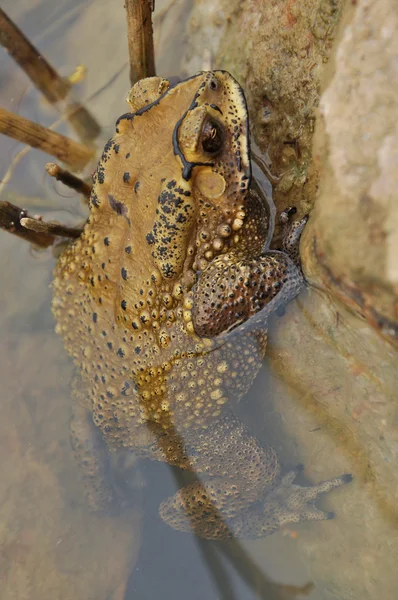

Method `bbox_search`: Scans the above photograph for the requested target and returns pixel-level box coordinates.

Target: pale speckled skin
[52,71,351,539]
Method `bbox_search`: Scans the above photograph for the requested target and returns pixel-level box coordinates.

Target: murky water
[0,1,397,599]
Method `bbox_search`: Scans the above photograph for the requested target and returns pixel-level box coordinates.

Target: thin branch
[0,200,54,247]
[0,107,95,169]
[0,8,70,102]
[125,0,156,85]
[46,162,92,199]
[21,217,82,239]
[0,8,101,142]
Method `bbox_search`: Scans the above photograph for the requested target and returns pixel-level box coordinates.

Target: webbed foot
[263,466,352,528]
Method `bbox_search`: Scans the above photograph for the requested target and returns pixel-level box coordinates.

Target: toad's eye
[201,119,224,154]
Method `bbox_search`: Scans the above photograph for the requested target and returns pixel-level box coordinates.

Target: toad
[52,71,351,539]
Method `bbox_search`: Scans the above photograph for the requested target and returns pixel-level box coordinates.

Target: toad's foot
[232,466,353,539]
[280,206,309,267]
[260,466,353,530]
[160,465,352,540]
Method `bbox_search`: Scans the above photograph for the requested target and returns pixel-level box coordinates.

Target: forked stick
[125,0,156,85]
[0,108,95,169]
[0,200,83,248]
[0,8,100,142]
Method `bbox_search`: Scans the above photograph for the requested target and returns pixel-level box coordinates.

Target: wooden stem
[0,201,54,247]
[46,162,92,199]
[125,0,156,86]
[21,217,82,239]
[0,8,101,142]
[0,108,95,170]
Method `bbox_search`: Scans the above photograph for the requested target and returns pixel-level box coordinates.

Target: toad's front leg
[192,209,308,338]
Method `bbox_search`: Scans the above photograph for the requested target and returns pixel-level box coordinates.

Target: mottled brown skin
[53,71,350,539]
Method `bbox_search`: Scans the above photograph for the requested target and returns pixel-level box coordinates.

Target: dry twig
[0,107,95,169]
[0,200,83,248]
[125,0,156,85]
[0,200,54,247]
[21,216,82,239]
[46,162,92,199]
[0,8,100,142]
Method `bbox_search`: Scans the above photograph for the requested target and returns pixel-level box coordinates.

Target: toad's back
[52,71,266,451]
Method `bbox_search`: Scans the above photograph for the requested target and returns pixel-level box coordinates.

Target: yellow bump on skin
[217,224,232,238]
[82,346,92,359]
[151,270,161,284]
[183,310,192,323]
[212,238,223,251]
[210,389,223,400]
[163,293,173,308]
[204,250,213,260]
[185,322,195,334]
[217,361,228,373]
[140,311,150,324]
[172,283,183,299]
[195,169,226,199]
[232,218,243,231]
[183,296,193,310]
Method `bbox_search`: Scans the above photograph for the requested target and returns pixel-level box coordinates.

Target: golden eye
[201,118,224,154]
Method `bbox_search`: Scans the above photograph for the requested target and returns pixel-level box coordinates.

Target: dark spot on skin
[108,194,128,217]
[121,300,127,310]
[92,313,98,323]
[209,103,223,114]
[121,381,130,395]
[135,347,141,354]
[107,342,113,350]
[134,181,140,193]
[126,152,130,159]
[121,267,128,280]
[123,172,130,183]
[91,193,100,208]
[146,232,155,245]
[104,237,110,246]
[125,246,132,254]
[116,347,125,358]
[113,144,120,153]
